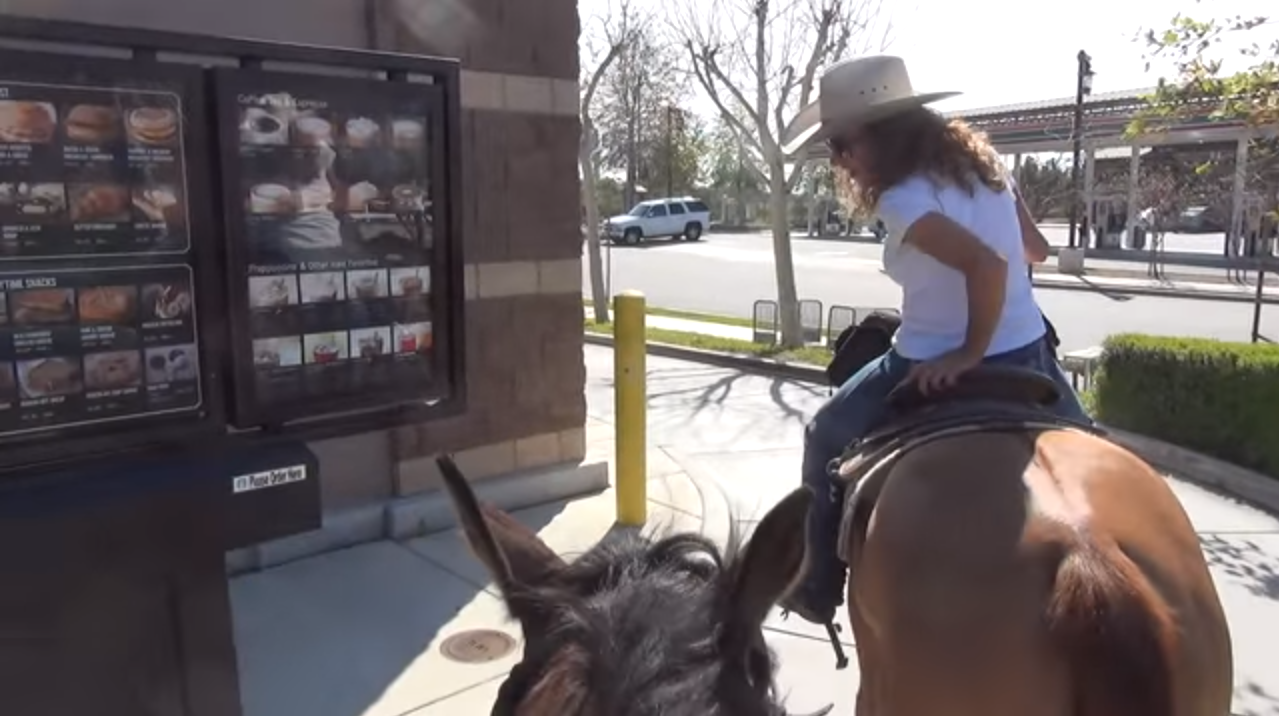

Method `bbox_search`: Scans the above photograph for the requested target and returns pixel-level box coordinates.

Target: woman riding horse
[777,55,1232,716]
[778,54,1090,626]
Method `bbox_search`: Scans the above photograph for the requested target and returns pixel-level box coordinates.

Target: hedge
[1093,333,1279,479]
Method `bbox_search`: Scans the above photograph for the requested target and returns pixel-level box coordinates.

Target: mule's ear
[436,455,567,597]
[728,487,813,629]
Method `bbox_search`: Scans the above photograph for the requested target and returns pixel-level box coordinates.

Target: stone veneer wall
[3,0,590,513]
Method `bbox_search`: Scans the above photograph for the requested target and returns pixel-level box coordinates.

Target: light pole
[1067,50,1095,249]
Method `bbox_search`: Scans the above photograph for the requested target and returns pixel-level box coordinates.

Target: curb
[1031,276,1279,304]
[584,335,1279,516]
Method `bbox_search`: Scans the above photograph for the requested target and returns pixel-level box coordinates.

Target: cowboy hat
[780,55,960,157]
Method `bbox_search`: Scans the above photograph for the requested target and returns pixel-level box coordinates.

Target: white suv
[603,197,712,245]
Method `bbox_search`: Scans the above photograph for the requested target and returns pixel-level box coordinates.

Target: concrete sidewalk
[230,345,1279,716]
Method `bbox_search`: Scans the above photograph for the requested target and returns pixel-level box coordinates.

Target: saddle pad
[835,420,1100,564]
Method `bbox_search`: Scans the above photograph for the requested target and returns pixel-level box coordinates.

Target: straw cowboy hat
[780,55,960,157]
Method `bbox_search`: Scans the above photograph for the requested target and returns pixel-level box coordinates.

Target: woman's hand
[903,348,982,394]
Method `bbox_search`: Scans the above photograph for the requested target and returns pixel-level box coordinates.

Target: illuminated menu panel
[217,71,439,423]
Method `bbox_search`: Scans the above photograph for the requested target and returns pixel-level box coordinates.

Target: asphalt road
[582,231,1277,353]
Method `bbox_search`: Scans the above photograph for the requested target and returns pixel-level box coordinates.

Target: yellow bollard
[613,290,647,526]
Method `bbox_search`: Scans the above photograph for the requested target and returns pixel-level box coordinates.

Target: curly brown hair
[833,106,1008,213]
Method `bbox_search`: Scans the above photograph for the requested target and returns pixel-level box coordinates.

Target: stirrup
[780,608,849,670]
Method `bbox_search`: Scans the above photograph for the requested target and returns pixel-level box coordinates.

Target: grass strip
[583,299,755,329]
[584,319,832,367]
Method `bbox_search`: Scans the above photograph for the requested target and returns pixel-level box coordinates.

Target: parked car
[603,197,712,245]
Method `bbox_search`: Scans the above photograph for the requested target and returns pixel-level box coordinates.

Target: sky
[578,0,1278,118]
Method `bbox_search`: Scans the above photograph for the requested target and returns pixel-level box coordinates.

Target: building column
[804,160,817,236]
[1126,144,1141,249]
[1231,134,1249,255]
[1013,153,1023,177]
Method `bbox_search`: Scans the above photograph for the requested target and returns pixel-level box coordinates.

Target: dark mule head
[435,455,821,716]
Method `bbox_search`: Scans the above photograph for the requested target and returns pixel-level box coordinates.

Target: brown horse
[834,365,1234,716]
[434,455,832,716]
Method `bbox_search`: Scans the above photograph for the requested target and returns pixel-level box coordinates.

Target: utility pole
[1067,50,1094,250]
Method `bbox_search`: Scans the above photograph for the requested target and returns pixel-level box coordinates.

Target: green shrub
[1093,333,1279,479]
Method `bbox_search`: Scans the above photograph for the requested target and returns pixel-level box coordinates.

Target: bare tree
[580,0,635,324]
[674,0,889,346]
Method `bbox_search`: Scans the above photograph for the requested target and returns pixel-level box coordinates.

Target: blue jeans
[794,336,1090,618]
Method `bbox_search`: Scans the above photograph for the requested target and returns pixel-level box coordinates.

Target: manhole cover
[440,629,518,663]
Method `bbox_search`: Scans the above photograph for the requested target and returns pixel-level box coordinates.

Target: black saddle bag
[826,311,902,388]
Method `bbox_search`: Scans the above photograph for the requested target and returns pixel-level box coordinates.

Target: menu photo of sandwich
[9,288,75,327]
[77,285,138,325]
[0,182,68,222]
[17,356,82,400]
[125,105,179,148]
[69,183,131,224]
[83,350,143,392]
[0,101,57,144]
[63,104,123,145]
[253,336,302,369]
[131,184,183,226]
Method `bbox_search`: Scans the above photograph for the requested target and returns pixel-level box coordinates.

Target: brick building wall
[2,0,591,522]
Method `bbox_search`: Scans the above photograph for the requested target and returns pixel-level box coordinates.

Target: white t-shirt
[876,172,1045,361]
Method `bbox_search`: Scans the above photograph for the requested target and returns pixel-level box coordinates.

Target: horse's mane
[500,525,782,716]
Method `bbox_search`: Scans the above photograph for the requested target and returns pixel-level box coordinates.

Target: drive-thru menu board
[0,71,203,438]
[215,70,439,425]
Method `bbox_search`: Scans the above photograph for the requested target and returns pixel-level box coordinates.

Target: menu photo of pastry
[390,182,428,212]
[83,350,143,392]
[342,115,384,150]
[0,101,57,144]
[125,105,179,148]
[240,107,290,146]
[131,184,183,226]
[298,271,346,304]
[0,182,67,222]
[140,281,193,323]
[69,183,131,224]
[252,336,302,369]
[391,117,426,151]
[17,356,82,399]
[349,326,391,359]
[345,269,388,301]
[9,288,75,326]
[248,274,299,309]
[389,266,429,297]
[144,343,197,383]
[303,331,349,364]
[63,104,123,145]
[394,321,433,354]
[77,285,138,325]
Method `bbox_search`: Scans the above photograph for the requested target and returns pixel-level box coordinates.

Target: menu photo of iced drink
[0,264,201,436]
[0,78,190,260]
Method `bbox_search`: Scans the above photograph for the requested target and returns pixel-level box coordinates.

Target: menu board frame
[0,47,228,471]
[212,67,460,429]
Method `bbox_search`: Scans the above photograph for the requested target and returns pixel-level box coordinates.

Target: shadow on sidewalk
[231,503,566,716]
